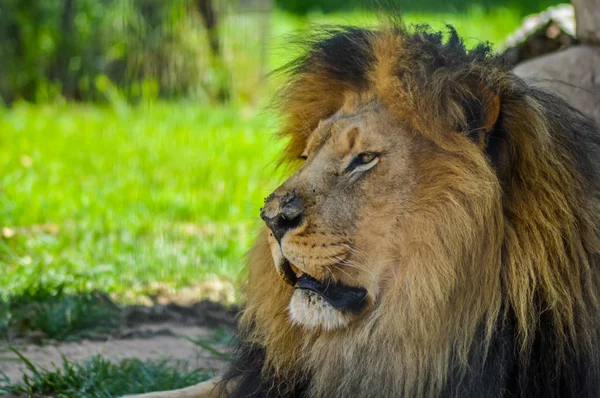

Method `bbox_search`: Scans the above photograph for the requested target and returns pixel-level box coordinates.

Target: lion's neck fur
[499,96,600,364]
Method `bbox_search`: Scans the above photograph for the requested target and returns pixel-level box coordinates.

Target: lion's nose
[260,191,305,241]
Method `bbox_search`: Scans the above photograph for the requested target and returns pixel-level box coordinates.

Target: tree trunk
[572,0,600,44]
[196,0,230,102]
[197,0,219,56]
[53,0,76,99]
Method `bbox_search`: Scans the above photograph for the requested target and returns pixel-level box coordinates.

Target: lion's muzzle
[270,235,368,315]
[263,185,369,321]
[260,190,305,241]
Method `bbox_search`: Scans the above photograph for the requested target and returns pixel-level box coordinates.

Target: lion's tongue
[294,273,368,314]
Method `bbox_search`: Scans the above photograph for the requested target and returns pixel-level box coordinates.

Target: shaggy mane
[221,22,600,398]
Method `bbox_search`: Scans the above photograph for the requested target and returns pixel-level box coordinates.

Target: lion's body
[126,22,600,398]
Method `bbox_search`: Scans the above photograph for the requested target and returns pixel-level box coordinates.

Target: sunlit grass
[0,102,286,299]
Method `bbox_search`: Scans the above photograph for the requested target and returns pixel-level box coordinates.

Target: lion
[125,22,600,398]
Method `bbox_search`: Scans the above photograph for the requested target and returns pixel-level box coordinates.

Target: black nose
[261,191,304,241]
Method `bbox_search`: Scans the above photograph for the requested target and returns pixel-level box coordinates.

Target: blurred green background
[0,0,563,303]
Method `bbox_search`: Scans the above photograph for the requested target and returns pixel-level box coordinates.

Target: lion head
[261,99,435,330]
[221,24,600,398]
[259,86,502,333]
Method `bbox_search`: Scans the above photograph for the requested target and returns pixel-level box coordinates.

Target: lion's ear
[482,94,500,132]
[459,82,501,149]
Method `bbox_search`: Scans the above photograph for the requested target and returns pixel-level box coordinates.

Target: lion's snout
[261,190,305,241]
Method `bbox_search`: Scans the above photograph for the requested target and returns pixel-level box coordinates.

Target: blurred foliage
[0,0,231,104]
[276,0,564,15]
[0,0,563,105]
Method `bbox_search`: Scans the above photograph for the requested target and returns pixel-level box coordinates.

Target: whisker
[323,265,335,291]
[336,255,374,278]
[333,264,356,281]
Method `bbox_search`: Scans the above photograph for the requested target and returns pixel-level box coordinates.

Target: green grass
[0,349,213,398]
[0,102,286,300]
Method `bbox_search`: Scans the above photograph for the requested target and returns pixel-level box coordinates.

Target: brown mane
[220,22,600,398]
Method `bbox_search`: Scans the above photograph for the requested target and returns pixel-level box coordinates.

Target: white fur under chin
[288,290,349,330]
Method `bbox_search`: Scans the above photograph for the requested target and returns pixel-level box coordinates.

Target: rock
[572,0,600,44]
[514,45,600,126]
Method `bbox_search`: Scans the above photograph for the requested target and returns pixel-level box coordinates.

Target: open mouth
[280,259,368,314]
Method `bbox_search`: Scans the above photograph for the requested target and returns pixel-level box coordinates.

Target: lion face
[261,100,420,330]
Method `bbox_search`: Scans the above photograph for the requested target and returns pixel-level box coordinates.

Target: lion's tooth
[290,263,299,274]
[296,270,304,278]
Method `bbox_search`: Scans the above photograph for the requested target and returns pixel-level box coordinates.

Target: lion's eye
[344,152,380,174]
[357,152,376,164]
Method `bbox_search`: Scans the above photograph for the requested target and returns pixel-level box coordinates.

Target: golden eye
[357,152,376,164]
[344,152,379,174]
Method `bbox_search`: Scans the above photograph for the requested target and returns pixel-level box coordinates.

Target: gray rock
[573,0,600,44]
[514,45,600,126]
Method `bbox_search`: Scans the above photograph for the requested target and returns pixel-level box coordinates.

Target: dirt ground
[0,301,237,384]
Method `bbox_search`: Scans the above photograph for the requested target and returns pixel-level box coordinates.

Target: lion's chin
[282,268,368,331]
[288,289,353,330]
